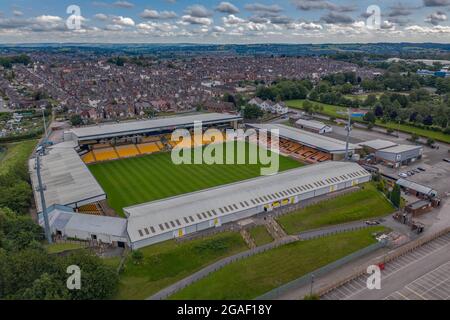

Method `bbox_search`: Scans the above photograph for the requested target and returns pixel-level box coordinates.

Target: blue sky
[0,1,449,43]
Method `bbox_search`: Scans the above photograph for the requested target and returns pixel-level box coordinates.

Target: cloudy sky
[0,0,450,43]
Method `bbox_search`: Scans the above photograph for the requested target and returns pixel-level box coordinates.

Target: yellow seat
[82,151,96,164]
[93,148,119,162]
[137,142,161,154]
[115,145,140,158]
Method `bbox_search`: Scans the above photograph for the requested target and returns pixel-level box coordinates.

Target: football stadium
[30,113,371,249]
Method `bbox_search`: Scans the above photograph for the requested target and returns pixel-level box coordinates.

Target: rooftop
[377,144,423,154]
[29,141,106,213]
[248,123,360,153]
[359,139,398,151]
[295,118,330,130]
[69,113,242,141]
[126,161,370,243]
[396,178,437,197]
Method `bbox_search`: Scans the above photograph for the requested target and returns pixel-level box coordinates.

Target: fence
[148,236,298,300]
[255,240,387,300]
[316,226,450,297]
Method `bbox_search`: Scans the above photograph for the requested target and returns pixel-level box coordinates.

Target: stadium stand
[77,203,103,215]
[142,136,162,143]
[81,151,96,164]
[93,143,111,149]
[137,142,162,155]
[115,144,141,158]
[93,147,119,162]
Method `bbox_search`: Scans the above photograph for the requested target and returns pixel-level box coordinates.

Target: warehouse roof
[396,179,437,197]
[295,119,330,130]
[248,123,360,153]
[126,161,370,243]
[39,206,127,238]
[359,139,398,151]
[69,113,242,140]
[29,141,106,213]
[377,144,423,154]
[65,214,127,238]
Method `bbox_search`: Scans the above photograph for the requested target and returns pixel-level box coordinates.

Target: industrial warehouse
[359,139,424,167]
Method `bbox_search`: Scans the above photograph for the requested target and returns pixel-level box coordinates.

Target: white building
[295,119,332,134]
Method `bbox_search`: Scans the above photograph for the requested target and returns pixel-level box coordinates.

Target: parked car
[443,158,450,163]
[399,173,408,178]
[417,167,426,172]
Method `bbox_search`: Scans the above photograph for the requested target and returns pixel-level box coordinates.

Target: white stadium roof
[358,139,398,151]
[248,123,360,153]
[69,113,242,141]
[29,141,106,213]
[125,161,370,243]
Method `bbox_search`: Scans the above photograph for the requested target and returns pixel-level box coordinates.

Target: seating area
[93,147,119,162]
[81,151,96,164]
[137,142,163,155]
[115,144,140,158]
[77,203,102,216]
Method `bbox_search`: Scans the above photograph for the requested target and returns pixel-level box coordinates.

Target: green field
[116,231,248,300]
[248,225,273,246]
[170,226,387,300]
[88,142,303,215]
[286,99,450,144]
[45,242,86,254]
[0,140,36,176]
[277,183,395,235]
[375,121,450,144]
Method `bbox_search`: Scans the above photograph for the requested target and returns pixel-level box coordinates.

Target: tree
[390,185,401,208]
[374,104,384,117]
[70,115,83,126]
[363,111,376,124]
[62,251,118,300]
[21,273,68,300]
[0,181,33,214]
[242,104,263,120]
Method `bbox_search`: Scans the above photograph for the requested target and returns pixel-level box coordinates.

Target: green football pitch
[88,142,303,216]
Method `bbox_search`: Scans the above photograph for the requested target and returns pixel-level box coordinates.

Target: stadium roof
[69,113,242,141]
[396,179,437,197]
[248,123,360,153]
[358,139,398,151]
[39,207,127,238]
[29,141,106,213]
[377,144,423,154]
[126,161,370,243]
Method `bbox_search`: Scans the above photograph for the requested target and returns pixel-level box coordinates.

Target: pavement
[321,231,450,300]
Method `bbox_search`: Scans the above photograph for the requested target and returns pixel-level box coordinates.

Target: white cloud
[180,15,213,25]
[112,16,135,27]
[140,9,177,20]
[94,13,108,21]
